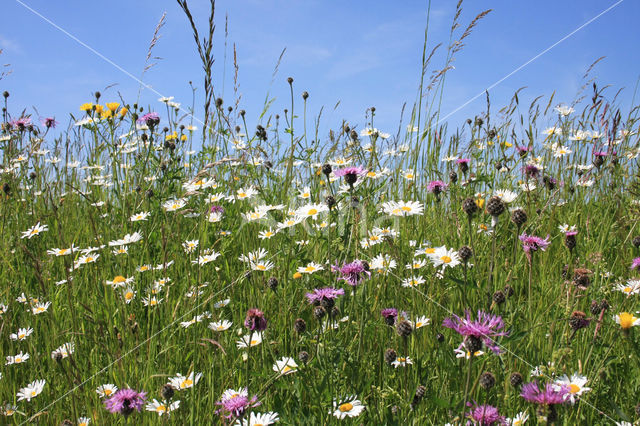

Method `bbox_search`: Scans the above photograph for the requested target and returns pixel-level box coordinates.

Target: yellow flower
[119,107,128,118]
[106,102,120,112]
[293,272,303,279]
[180,134,187,142]
[79,102,93,112]
[94,104,104,114]
[101,109,113,119]
[475,198,485,209]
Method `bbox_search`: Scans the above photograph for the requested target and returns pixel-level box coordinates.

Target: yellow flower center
[619,312,636,329]
[104,389,112,395]
[238,192,247,198]
[305,266,315,272]
[441,256,452,263]
[113,276,126,284]
[31,391,36,397]
[180,379,193,388]
[140,266,149,271]
[339,403,353,412]
[425,248,435,254]
[171,203,179,210]
[256,264,266,271]
[125,292,134,300]
[86,256,94,262]
[307,208,318,216]
[283,366,293,373]
[15,357,22,363]
[156,405,166,412]
[217,326,225,330]
[401,206,411,211]
[250,340,258,345]
[405,173,414,179]
[624,287,632,293]
[569,383,580,394]
[18,333,25,339]
[416,322,423,328]
[397,357,406,362]
[367,172,376,177]
[150,300,157,306]
[35,307,45,313]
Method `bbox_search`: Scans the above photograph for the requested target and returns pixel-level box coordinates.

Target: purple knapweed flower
[244,308,267,332]
[104,388,147,417]
[520,381,569,405]
[215,388,260,420]
[10,117,32,130]
[466,402,507,425]
[41,117,58,129]
[305,287,345,305]
[632,257,640,270]
[381,308,398,326]
[210,204,225,214]
[332,260,370,286]
[334,166,367,186]
[442,310,508,354]
[136,112,160,127]
[427,180,449,195]
[519,233,551,253]
[524,164,540,179]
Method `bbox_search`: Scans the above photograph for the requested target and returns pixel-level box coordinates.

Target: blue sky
[1,0,638,139]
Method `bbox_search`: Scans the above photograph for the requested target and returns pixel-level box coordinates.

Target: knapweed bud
[294,318,307,334]
[384,348,397,365]
[479,372,496,389]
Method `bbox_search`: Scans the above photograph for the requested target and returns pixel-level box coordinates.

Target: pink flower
[519,233,550,253]
[104,388,147,417]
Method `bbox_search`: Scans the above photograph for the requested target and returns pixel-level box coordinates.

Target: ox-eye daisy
[332,395,365,419]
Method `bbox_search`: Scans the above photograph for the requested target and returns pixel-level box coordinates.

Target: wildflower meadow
[1,1,640,425]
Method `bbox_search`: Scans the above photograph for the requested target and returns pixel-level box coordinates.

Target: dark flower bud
[287,77,294,84]
[95,91,101,100]
[449,169,458,183]
[294,318,307,334]
[510,372,523,387]
[322,163,332,176]
[503,285,514,298]
[313,306,326,320]
[384,348,397,365]
[298,350,310,364]
[511,209,527,227]
[161,384,175,400]
[215,97,223,108]
[462,197,478,216]
[350,130,358,140]
[29,171,37,180]
[569,311,590,331]
[632,236,640,248]
[302,91,309,100]
[479,372,496,389]
[486,196,506,217]
[458,246,473,262]
[2,91,8,98]
[492,290,505,305]
[240,109,246,117]
[590,300,602,316]
[436,332,445,343]
[465,336,483,353]
[396,320,413,337]
[267,277,278,291]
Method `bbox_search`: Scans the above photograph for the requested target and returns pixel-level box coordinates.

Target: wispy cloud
[0,35,23,55]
